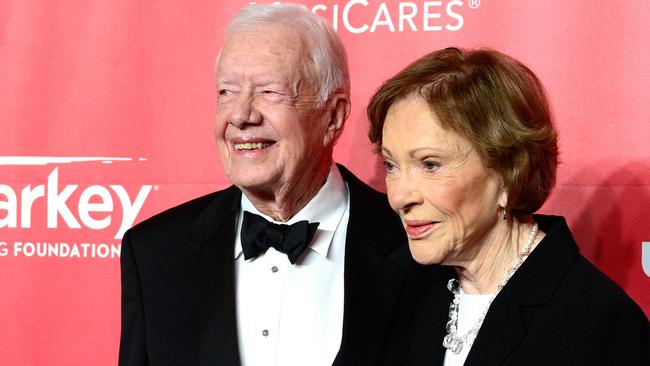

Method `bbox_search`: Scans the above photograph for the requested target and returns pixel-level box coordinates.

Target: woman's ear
[498,180,508,209]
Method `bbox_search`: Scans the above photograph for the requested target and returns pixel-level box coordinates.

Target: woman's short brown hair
[368,47,559,217]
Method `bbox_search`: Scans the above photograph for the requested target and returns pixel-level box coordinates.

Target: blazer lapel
[464,215,580,366]
[407,281,454,366]
[334,165,409,365]
[463,289,527,366]
[184,186,242,366]
[334,227,408,364]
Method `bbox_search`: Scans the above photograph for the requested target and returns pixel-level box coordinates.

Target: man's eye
[262,90,284,97]
[260,90,286,103]
[218,89,231,96]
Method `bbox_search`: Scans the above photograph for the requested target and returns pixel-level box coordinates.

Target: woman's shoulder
[567,254,643,306]
[554,255,649,363]
[533,214,645,315]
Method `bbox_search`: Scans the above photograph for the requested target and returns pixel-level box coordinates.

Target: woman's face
[381,97,506,266]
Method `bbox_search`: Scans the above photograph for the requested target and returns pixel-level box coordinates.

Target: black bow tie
[241,211,320,264]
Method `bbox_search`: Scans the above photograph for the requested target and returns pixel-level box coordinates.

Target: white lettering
[22,242,35,256]
[36,242,48,257]
[60,242,70,256]
[0,185,18,227]
[0,168,152,238]
[111,185,152,239]
[399,2,418,32]
[13,241,22,255]
[642,242,650,277]
[254,0,465,34]
[0,242,7,256]
[331,4,339,31]
[70,244,80,258]
[10,241,121,258]
[80,243,91,256]
[423,1,443,31]
[97,244,110,258]
[312,4,327,14]
[445,0,464,31]
[21,184,45,228]
[312,4,339,31]
[48,242,59,256]
[343,0,369,34]
[112,244,121,258]
[78,185,113,230]
[370,3,395,32]
[47,168,81,229]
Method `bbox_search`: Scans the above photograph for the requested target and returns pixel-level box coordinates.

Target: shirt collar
[235,165,349,259]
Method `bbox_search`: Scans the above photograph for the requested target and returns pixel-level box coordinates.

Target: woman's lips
[404,220,438,239]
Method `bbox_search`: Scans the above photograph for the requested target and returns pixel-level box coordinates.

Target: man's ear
[323,94,350,146]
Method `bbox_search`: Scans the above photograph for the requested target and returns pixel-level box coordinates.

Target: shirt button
[262,329,269,337]
[271,266,278,273]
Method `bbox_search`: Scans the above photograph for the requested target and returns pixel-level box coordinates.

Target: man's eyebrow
[216,79,287,87]
[255,79,288,87]
[216,77,234,84]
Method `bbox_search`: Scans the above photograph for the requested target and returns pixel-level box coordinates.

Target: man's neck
[242,163,332,222]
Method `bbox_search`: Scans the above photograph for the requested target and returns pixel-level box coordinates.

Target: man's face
[215,26,335,198]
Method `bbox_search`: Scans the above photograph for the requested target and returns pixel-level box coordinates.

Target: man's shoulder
[338,164,399,229]
[337,163,414,258]
[337,163,390,208]
[127,185,240,239]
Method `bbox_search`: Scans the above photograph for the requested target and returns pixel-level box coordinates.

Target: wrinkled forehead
[218,25,312,72]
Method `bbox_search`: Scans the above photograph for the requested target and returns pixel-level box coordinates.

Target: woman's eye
[383,160,397,174]
[422,160,440,172]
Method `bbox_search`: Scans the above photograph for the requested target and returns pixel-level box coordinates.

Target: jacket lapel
[184,186,242,366]
[463,289,527,366]
[464,215,580,366]
[407,281,453,366]
[334,165,409,365]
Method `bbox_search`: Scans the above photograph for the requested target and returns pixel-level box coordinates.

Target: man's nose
[228,94,262,127]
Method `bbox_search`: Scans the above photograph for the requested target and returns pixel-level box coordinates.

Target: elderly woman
[368,48,649,365]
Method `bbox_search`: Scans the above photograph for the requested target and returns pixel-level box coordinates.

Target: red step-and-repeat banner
[2,1,649,364]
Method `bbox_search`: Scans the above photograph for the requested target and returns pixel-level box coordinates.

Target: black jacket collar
[410,215,581,366]
[185,164,413,365]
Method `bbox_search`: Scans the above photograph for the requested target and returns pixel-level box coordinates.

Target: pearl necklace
[442,222,539,354]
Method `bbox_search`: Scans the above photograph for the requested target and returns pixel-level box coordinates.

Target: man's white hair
[224,3,350,106]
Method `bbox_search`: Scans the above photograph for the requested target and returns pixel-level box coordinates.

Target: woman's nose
[387,172,422,212]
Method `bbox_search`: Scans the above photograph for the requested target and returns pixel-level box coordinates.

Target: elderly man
[119,4,445,366]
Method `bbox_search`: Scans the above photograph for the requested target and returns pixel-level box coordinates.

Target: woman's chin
[408,245,446,266]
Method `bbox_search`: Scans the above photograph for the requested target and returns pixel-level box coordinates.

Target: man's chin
[230,173,279,197]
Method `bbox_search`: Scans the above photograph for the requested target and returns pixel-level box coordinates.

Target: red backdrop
[1,1,649,364]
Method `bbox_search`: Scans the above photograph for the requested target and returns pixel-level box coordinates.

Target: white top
[443,289,494,366]
[234,166,350,366]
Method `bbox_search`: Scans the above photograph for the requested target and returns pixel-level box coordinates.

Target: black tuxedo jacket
[119,164,449,366]
[407,215,649,366]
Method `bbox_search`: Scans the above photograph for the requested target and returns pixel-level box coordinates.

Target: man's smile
[234,141,275,151]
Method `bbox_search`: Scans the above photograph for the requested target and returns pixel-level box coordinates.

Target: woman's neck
[455,217,539,294]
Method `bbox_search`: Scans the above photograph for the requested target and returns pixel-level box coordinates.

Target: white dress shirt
[234,166,350,366]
